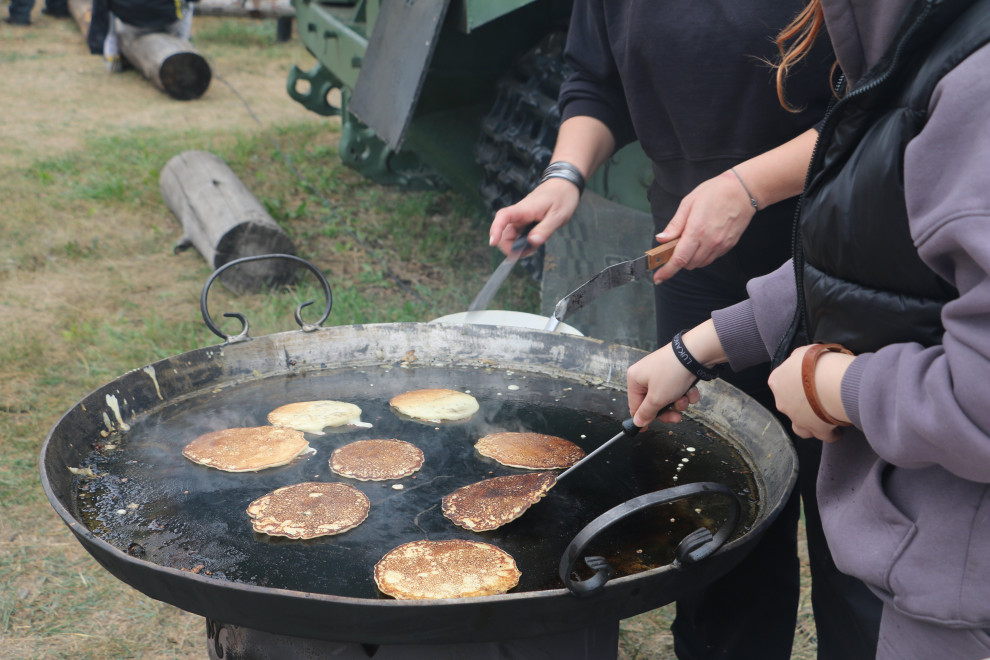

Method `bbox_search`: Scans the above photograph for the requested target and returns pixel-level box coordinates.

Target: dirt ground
[1,7,313,166]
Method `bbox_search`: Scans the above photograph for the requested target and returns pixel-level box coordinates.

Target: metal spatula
[545,239,678,332]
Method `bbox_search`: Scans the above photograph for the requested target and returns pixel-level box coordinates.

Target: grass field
[0,11,816,659]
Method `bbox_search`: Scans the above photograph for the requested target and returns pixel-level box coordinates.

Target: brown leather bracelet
[801,343,854,427]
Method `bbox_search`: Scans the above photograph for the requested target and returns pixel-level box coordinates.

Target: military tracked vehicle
[287,0,659,349]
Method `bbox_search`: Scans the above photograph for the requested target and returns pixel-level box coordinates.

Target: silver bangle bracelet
[730,167,759,210]
[540,161,586,194]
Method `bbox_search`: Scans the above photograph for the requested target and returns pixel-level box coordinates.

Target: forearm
[729,127,818,209]
[652,130,818,281]
[549,116,616,180]
[488,115,616,251]
[681,320,728,369]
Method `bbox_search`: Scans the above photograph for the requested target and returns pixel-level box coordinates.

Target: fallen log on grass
[67,0,212,100]
[119,30,212,100]
[161,150,298,294]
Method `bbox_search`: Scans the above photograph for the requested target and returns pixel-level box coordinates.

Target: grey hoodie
[711,0,990,628]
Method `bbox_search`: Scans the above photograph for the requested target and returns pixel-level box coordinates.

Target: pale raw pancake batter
[267,400,367,435]
[389,388,479,422]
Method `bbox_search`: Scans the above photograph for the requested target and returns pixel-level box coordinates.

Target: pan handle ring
[558,481,741,597]
[200,254,333,342]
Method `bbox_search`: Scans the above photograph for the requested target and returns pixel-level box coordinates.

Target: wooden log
[118,30,212,100]
[161,150,298,294]
[66,0,211,100]
[67,0,92,32]
[193,0,294,19]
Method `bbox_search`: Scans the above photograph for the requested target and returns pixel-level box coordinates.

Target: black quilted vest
[777,0,990,362]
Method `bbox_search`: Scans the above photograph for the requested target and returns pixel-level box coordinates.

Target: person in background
[4,0,67,25]
[87,0,194,72]
[488,2,882,658]
[626,0,990,657]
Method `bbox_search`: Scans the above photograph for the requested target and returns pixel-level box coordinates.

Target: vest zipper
[772,0,935,366]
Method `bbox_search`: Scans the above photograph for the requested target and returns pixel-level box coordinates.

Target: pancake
[330,439,425,481]
[267,400,366,435]
[389,388,479,422]
[246,482,370,539]
[475,432,585,470]
[181,426,310,472]
[374,539,521,600]
[441,472,556,531]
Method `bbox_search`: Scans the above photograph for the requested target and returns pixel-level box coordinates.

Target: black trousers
[652,225,882,660]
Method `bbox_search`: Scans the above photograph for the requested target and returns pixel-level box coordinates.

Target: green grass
[196,19,286,49]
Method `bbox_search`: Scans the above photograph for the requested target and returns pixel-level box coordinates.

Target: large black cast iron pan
[40,258,797,645]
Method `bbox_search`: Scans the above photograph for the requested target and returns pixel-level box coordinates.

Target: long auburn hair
[775,0,835,111]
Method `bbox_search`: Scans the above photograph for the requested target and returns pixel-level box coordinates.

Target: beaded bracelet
[671,330,720,382]
[540,161,586,195]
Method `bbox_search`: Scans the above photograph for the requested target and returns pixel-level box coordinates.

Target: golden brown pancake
[441,472,556,531]
[267,400,366,435]
[389,388,479,422]
[374,539,521,599]
[329,439,425,481]
[181,426,310,472]
[475,432,585,470]
[246,482,370,539]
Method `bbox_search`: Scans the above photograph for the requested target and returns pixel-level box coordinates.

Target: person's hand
[628,321,724,426]
[652,171,758,283]
[488,178,581,257]
[768,345,854,442]
[627,345,702,427]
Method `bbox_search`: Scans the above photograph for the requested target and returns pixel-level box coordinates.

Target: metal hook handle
[200,254,333,342]
[559,481,741,597]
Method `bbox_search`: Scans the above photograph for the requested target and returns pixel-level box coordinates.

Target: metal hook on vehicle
[200,254,333,342]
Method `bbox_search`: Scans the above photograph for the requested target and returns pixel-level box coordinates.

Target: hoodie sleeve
[557,0,637,149]
[711,260,798,371]
[842,43,990,483]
